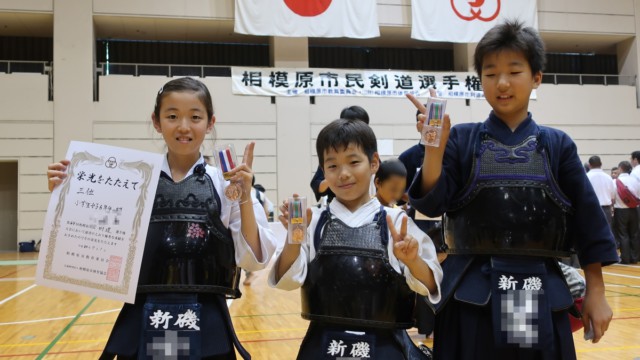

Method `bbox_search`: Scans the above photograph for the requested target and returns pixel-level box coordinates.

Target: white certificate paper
[36,141,163,303]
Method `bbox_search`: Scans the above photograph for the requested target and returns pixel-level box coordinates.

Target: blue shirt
[398,142,425,193]
[408,111,618,266]
[310,165,335,202]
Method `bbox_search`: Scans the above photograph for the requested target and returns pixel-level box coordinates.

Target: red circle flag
[284,0,332,17]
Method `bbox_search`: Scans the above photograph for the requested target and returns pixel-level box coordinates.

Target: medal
[214,144,243,202]
[421,98,447,147]
[288,196,307,244]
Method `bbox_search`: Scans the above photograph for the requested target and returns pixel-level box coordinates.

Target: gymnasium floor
[1,251,639,359]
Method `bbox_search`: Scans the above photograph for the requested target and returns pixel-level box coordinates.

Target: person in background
[613,161,640,264]
[374,159,408,208]
[243,178,275,286]
[611,166,620,180]
[586,155,615,226]
[252,177,274,222]
[631,150,640,182]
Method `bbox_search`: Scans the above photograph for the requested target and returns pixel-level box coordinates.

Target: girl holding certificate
[47,77,277,359]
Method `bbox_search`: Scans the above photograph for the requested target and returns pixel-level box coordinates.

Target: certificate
[36,141,163,303]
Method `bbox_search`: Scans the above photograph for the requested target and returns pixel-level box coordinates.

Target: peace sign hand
[228,141,255,197]
[387,214,420,265]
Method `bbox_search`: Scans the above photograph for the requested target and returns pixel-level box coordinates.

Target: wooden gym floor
[1,251,639,359]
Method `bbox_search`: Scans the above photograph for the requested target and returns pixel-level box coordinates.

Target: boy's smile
[481,49,541,130]
[322,144,379,212]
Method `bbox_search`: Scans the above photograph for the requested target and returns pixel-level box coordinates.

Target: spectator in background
[374,159,407,208]
[242,177,275,286]
[611,167,620,180]
[586,156,615,226]
[631,150,640,182]
[613,161,640,264]
[252,178,274,222]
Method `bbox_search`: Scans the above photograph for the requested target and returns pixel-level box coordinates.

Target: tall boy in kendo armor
[271,118,442,359]
[407,21,618,360]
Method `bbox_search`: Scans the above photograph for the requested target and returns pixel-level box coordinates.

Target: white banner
[232,67,494,100]
[411,0,538,43]
[234,0,379,38]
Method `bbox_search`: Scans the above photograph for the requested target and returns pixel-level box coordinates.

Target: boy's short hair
[618,161,632,174]
[375,159,408,182]
[340,105,370,124]
[588,156,602,168]
[474,20,545,77]
[631,151,640,161]
[316,118,377,167]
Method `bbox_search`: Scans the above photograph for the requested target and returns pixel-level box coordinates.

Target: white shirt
[586,168,615,206]
[613,173,640,209]
[268,197,442,304]
[632,164,640,183]
[161,155,277,271]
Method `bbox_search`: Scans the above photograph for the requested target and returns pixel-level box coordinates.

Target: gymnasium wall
[0,74,53,245]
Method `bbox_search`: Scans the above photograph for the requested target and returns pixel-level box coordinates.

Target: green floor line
[0,260,38,266]
[74,322,115,326]
[36,297,96,360]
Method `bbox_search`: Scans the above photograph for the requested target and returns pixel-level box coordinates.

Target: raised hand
[278,194,312,230]
[228,141,256,198]
[405,93,452,154]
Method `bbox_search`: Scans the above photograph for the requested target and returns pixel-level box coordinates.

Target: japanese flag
[235,0,380,38]
[411,0,538,43]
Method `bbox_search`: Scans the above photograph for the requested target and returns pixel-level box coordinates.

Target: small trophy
[288,196,307,244]
[420,98,447,147]
[214,144,243,202]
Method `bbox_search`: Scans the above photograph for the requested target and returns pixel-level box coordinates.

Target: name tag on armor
[490,257,553,351]
[322,331,376,360]
[140,297,202,359]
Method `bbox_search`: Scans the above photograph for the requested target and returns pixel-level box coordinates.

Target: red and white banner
[234,0,379,38]
[411,0,538,43]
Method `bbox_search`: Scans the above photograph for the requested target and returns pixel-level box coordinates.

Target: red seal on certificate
[107,255,122,282]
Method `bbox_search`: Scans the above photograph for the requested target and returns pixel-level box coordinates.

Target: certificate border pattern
[43,150,155,295]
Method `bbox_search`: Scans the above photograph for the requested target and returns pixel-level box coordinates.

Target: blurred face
[153,91,214,164]
[375,175,406,207]
[481,50,541,129]
[322,143,379,212]
[611,168,619,179]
